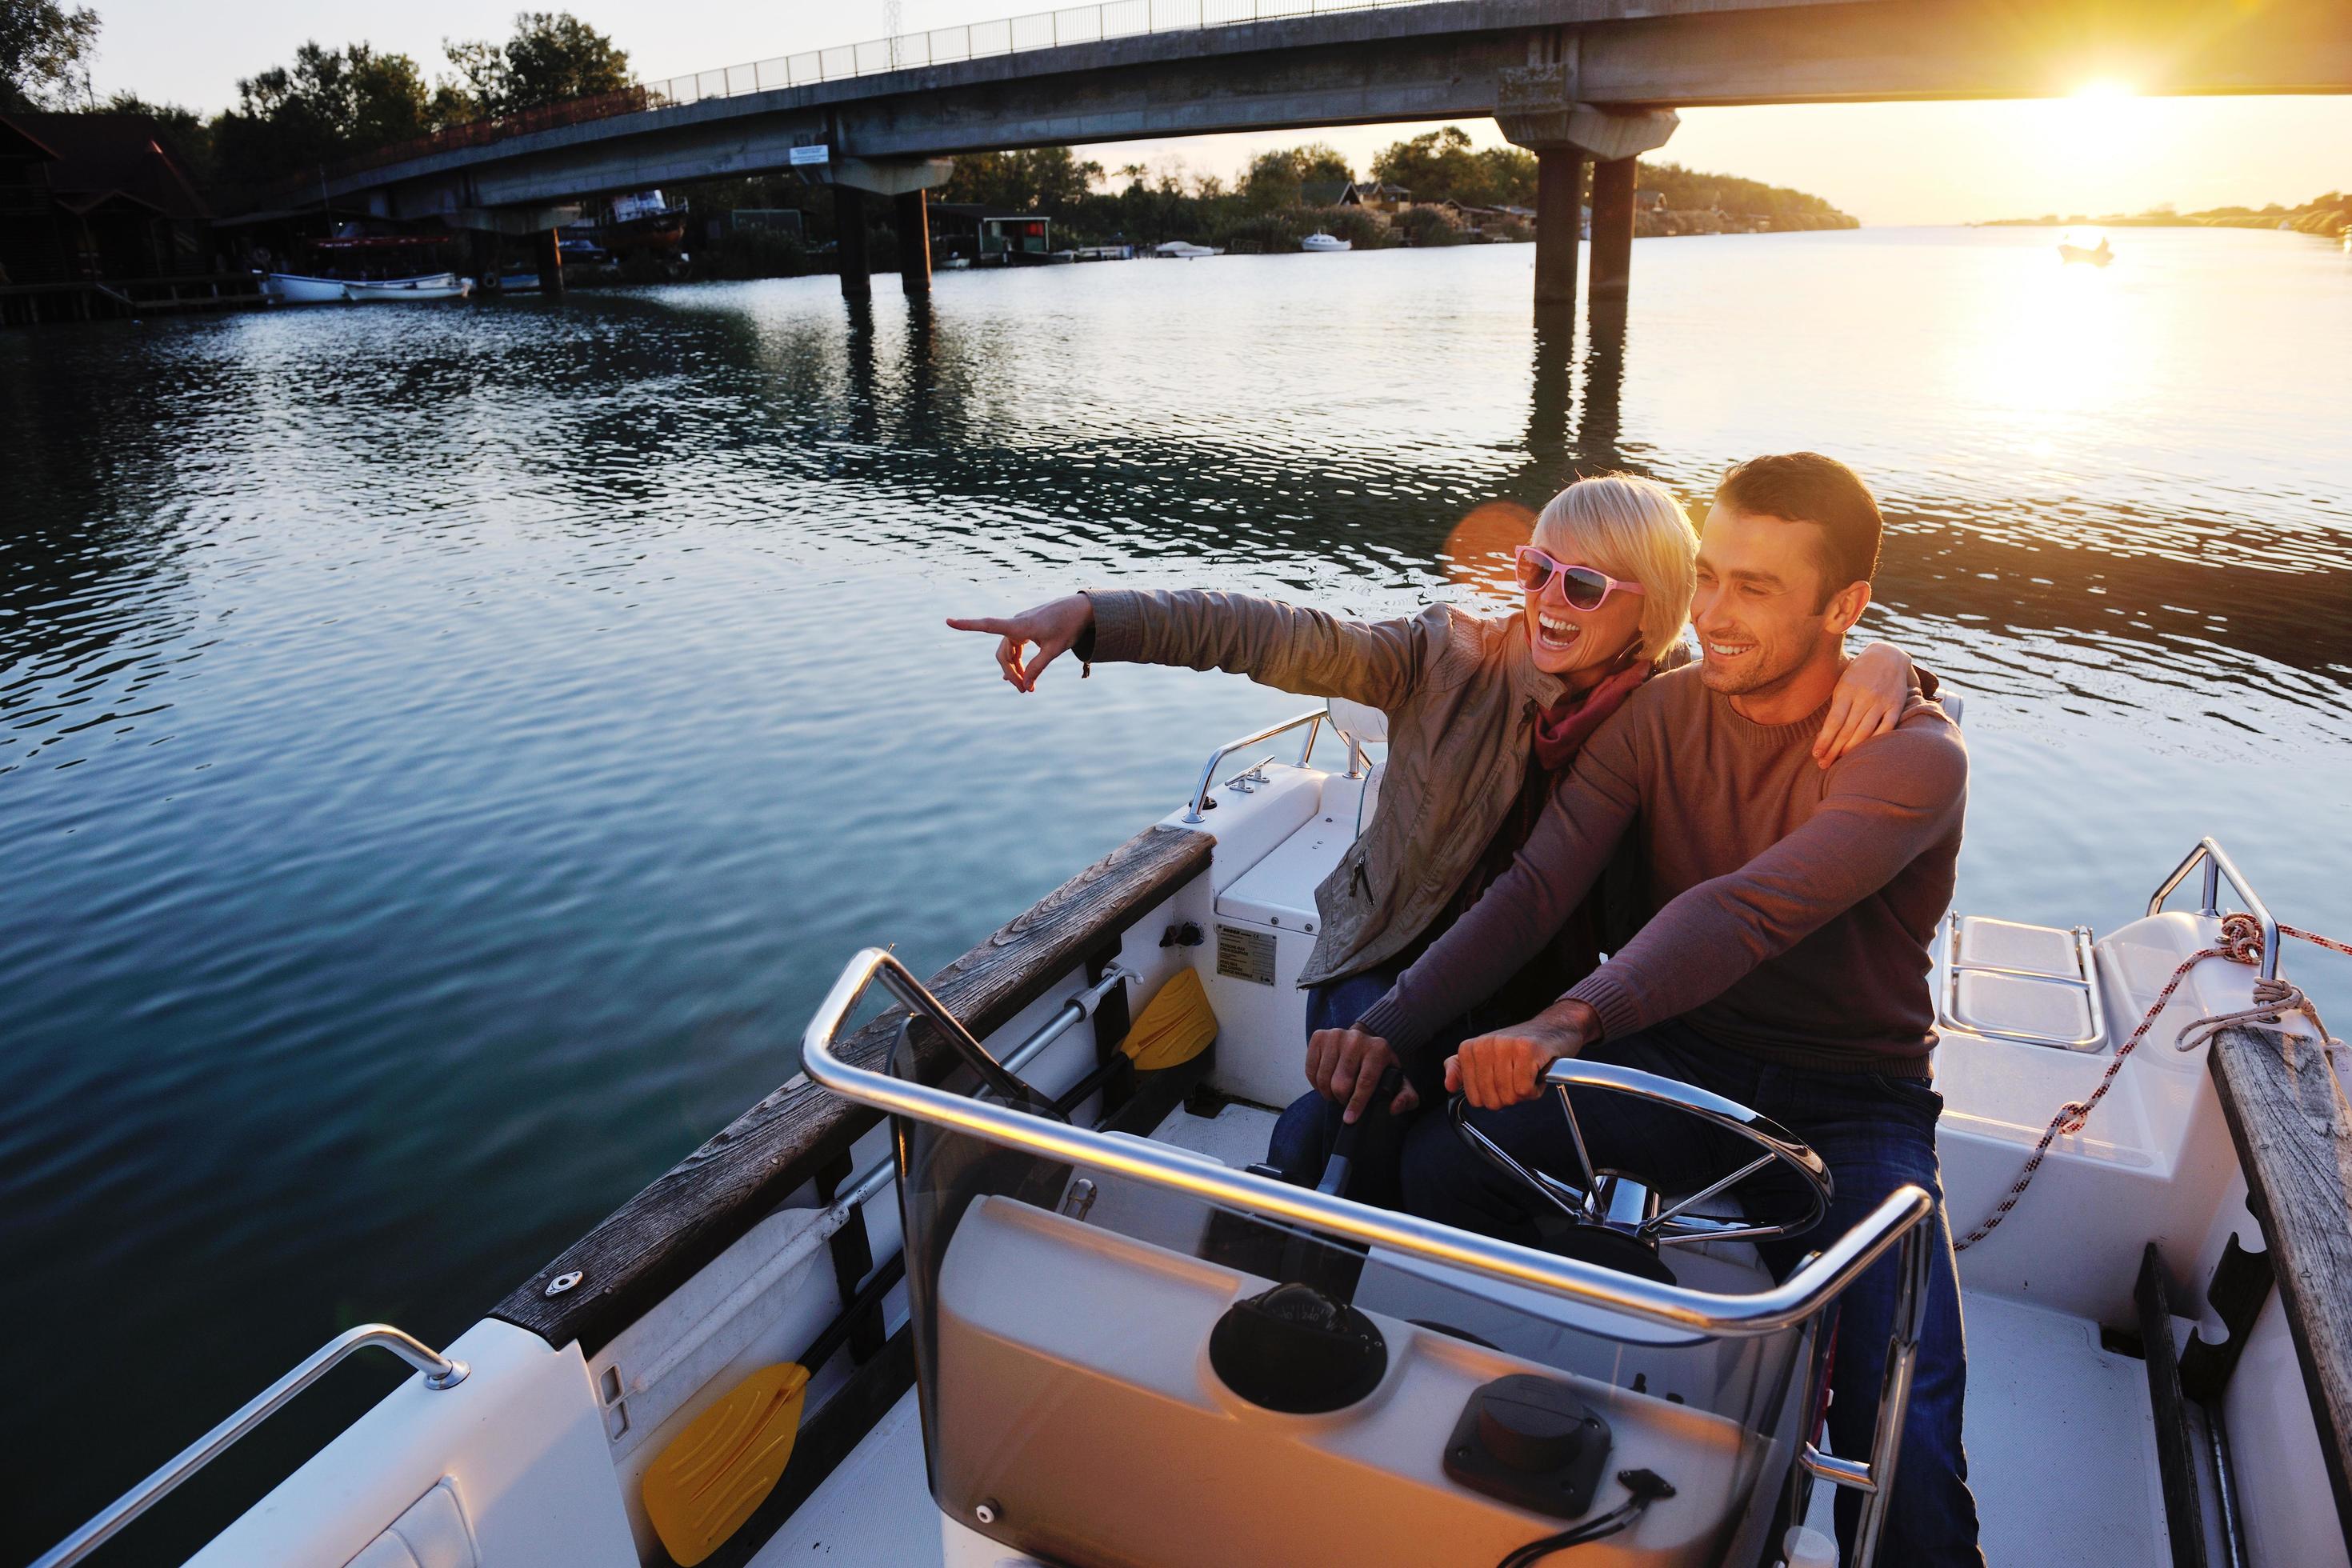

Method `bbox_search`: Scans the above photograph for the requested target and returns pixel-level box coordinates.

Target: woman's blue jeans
[1397,1017,1984,1566]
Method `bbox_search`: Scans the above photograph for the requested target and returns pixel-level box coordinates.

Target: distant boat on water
[1300,232,1351,254]
[2058,235,2113,266]
[1154,240,1220,258]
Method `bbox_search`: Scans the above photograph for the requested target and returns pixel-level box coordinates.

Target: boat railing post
[30,1326,468,1568]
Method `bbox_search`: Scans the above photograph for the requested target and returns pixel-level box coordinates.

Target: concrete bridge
[328,0,2352,310]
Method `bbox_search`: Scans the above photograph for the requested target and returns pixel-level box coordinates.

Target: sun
[2071,79,2137,105]
[2048,80,2141,169]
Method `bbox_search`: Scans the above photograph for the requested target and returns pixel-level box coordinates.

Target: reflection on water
[0,225,2346,1559]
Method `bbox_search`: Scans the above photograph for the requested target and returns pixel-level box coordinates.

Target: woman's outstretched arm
[947,588,1467,711]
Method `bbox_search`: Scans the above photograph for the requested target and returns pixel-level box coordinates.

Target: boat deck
[756,1100,2173,1566]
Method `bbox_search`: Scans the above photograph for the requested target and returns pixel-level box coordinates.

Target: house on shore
[1300,179,1414,217]
[1,111,253,323]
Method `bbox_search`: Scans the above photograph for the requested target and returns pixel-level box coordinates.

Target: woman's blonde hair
[1530,474,1698,662]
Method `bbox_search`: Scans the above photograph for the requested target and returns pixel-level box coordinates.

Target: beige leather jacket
[1084,588,1672,990]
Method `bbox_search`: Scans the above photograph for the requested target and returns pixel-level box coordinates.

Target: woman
[946,474,1924,1204]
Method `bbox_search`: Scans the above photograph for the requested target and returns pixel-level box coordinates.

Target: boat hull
[342,274,472,303]
[266,272,473,303]
[261,273,352,304]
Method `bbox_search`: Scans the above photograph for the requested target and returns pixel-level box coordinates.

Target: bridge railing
[638,0,1433,107]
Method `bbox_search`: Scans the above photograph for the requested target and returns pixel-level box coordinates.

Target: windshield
[889,1029,1820,1568]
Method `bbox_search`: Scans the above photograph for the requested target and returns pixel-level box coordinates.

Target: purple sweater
[1352,665,1968,1077]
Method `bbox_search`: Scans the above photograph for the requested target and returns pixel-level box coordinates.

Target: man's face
[1690,505,1855,698]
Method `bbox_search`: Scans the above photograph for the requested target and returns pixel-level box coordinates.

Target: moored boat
[259,271,354,304]
[29,697,2352,1568]
[1301,231,1352,253]
[342,272,473,302]
[1156,240,1222,259]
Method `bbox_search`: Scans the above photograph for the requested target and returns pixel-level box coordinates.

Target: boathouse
[0,111,257,323]
[926,202,1050,264]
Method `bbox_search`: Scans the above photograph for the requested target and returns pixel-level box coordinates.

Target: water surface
[2,224,2347,1560]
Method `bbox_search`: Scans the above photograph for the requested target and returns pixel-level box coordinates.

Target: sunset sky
[79,0,2352,226]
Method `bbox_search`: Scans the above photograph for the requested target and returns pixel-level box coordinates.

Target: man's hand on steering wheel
[1446,999,1602,1109]
[1305,1027,1421,1123]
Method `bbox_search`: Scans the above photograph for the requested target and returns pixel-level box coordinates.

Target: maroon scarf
[1530,652,1651,772]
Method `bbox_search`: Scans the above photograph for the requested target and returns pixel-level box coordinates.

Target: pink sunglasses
[1513,545,1647,611]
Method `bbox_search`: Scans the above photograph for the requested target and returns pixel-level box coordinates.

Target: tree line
[918,127,1851,251]
[2,3,630,199]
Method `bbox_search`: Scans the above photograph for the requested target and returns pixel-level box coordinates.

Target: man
[1325,453,1980,1564]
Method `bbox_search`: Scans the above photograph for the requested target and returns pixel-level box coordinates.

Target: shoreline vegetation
[693,131,1860,278]
[1977,193,2350,242]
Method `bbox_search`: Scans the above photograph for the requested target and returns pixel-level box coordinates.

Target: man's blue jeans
[1398,1018,1983,1567]
[1264,963,1473,1207]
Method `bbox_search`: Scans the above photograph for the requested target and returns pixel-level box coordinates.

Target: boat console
[800,948,1935,1568]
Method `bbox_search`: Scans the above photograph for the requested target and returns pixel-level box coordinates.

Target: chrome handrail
[1181,708,1325,823]
[31,1325,468,1568]
[2149,836,2280,981]
[802,946,1928,1564]
[801,948,1929,1335]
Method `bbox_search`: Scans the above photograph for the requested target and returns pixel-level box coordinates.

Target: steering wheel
[1450,1058,1831,1258]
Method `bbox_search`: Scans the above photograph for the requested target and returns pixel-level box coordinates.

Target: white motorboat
[342,272,473,302]
[1155,240,1222,259]
[31,697,2352,1568]
[1301,231,1352,253]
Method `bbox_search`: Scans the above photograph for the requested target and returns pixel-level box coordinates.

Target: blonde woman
[948,474,1925,1203]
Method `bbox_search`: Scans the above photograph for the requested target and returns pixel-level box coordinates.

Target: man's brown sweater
[1352,663,1969,1077]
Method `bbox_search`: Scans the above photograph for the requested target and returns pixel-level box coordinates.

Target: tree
[1369,126,1536,209]
[211,42,433,188]
[1240,142,1355,210]
[2,0,100,109]
[939,147,1102,213]
[1372,126,1478,202]
[437,12,630,121]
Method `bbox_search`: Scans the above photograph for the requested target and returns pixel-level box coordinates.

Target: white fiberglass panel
[186,1319,634,1568]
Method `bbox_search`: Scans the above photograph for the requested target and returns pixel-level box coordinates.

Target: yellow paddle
[643,967,1218,1562]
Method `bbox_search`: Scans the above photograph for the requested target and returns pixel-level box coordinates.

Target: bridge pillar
[894,190,931,297]
[834,186,872,301]
[534,227,564,298]
[1498,62,1678,319]
[1533,150,1586,311]
[1590,157,1636,299]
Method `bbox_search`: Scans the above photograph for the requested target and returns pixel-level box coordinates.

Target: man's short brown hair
[1714,453,1883,604]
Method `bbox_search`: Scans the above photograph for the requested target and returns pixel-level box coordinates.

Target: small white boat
[942,256,973,270]
[2058,236,2114,266]
[1300,231,1352,254]
[260,272,354,304]
[342,273,473,303]
[1154,240,1222,259]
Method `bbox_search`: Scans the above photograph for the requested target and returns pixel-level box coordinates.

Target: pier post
[894,190,931,297]
[1534,149,1587,310]
[534,227,564,297]
[834,186,872,300]
[1498,63,1677,321]
[1590,156,1636,300]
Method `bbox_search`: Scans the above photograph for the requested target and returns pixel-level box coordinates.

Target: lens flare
[1439,499,1536,599]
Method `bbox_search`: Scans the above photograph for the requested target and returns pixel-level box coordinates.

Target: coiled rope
[1954,913,2346,1254]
